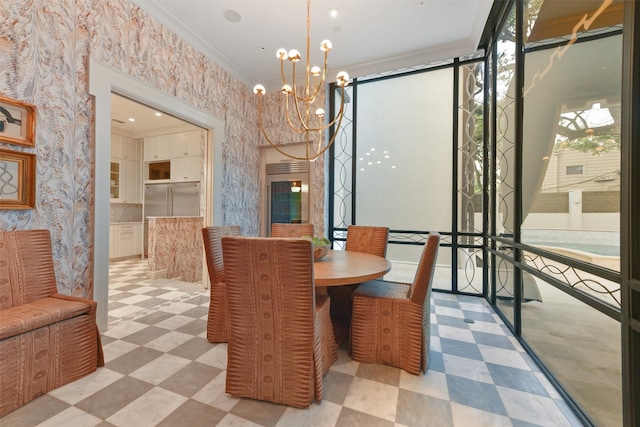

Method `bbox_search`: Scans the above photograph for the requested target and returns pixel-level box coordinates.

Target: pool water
[534,242,619,257]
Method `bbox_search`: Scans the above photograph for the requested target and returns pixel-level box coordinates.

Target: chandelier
[253,0,350,162]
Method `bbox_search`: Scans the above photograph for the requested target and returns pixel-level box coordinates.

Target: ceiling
[111,94,197,135]
[113,0,494,134]
[131,0,494,91]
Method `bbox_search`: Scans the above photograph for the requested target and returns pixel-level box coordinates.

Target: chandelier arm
[308,109,345,161]
[280,59,288,88]
[284,87,309,134]
[323,87,347,128]
[307,50,329,102]
[257,95,301,160]
[259,97,312,161]
[290,65,310,132]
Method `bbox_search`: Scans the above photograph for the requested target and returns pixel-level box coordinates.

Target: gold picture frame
[0,148,36,209]
[0,95,36,147]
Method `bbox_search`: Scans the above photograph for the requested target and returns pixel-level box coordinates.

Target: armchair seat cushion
[0,296,93,340]
[353,280,410,300]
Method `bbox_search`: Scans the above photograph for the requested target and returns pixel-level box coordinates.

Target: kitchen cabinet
[111,134,142,203]
[122,159,141,203]
[110,162,120,200]
[144,130,204,183]
[143,134,173,161]
[110,223,143,259]
[171,130,202,158]
[112,134,141,162]
[171,156,202,181]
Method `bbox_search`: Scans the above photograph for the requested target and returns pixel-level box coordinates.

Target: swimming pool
[531,241,619,257]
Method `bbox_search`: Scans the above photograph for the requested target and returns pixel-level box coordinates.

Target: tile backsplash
[110,203,143,223]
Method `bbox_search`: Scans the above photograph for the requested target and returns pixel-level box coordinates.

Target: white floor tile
[343,377,399,422]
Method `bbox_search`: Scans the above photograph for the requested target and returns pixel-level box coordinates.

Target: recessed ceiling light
[224,10,241,23]
[327,8,340,19]
[128,118,135,122]
[155,112,162,117]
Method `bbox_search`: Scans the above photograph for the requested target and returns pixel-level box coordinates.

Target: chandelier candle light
[253,0,350,162]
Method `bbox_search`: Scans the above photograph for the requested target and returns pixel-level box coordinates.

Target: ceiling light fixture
[253,0,350,162]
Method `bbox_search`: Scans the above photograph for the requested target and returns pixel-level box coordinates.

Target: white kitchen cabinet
[171,130,202,158]
[111,158,141,203]
[144,134,173,161]
[111,134,142,203]
[123,159,141,203]
[110,162,120,201]
[144,131,203,183]
[110,223,143,259]
[112,134,140,161]
[111,133,124,159]
[171,156,202,181]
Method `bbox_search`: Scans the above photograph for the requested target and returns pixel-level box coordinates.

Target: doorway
[89,59,225,330]
[109,94,206,301]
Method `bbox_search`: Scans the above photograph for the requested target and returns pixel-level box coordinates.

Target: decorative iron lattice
[458,61,484,237]
[458,248,484,294]
[494,11,517,237]
[332,85,354,230]
[523,251,621,309]
[455,60,485,294]
[494,247,516,300]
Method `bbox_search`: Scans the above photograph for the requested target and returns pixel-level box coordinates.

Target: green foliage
[554,135,620,156]
[303,236,330,246]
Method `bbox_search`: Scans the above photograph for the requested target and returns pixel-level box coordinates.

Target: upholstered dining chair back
[202,225,241,343]
[345,225,389,257]
[271,223,315,238]
[330,225,390,323]
[221,236,335,408]
[409,232,441,306]
[350,232,440,375]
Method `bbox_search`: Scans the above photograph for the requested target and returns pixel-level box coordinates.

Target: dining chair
[202,225,241,343]
[329,225,390,322]
[271,223,315,238]
[350,232,440,375]
[221,236,337,408]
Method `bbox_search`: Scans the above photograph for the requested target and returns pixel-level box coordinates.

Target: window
[566,165,583,175]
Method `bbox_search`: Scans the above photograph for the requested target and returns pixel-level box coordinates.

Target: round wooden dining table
[313,249,391,287]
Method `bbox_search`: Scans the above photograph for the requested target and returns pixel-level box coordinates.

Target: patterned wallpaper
[0,0,326,298]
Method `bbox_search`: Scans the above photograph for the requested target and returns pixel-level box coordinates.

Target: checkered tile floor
[2,259,584,426]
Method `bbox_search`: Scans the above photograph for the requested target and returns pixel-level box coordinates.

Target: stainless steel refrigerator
[143,182,200,255]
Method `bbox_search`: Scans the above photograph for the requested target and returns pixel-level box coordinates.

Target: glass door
[266,172,309,235]
[270,179,303,225]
